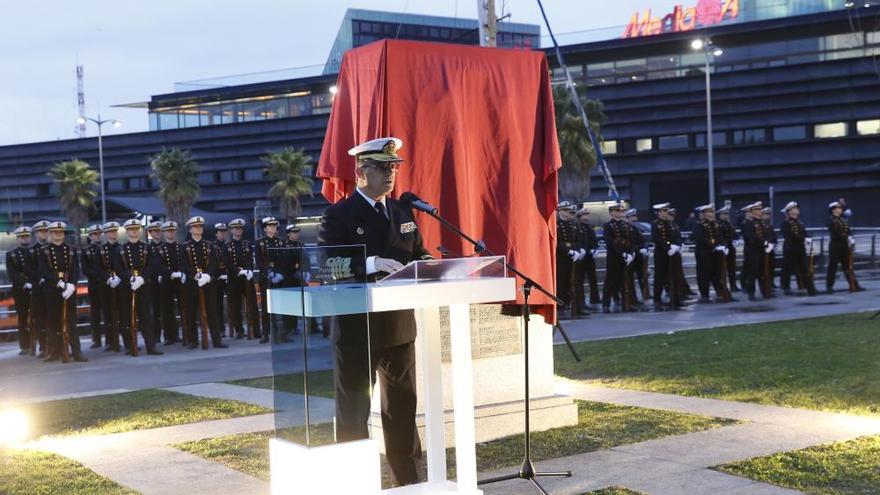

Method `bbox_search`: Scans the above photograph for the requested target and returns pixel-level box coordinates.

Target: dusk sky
[0,0,685,146]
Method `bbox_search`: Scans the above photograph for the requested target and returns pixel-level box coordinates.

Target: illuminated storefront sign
[623,0,739,38]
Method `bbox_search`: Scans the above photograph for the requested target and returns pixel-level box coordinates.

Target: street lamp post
[691,38,723,206]
[77,114,122,225]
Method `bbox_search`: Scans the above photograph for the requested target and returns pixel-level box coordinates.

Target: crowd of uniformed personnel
[6,215,315,362]
[555,198,865,316]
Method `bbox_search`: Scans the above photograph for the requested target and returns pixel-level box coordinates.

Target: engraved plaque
[439,304,522,362]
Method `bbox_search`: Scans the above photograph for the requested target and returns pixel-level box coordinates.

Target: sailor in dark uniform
[224,218,259,339]
[556,201,585,318]
[38,221,87,362]
[826,200,864,293]
[81,224,105,349]
[602,203,635,313]
[651,203,685,310]
[625,208,650,305]
[317,137,431,487]
[716,206,739,291]
[255,216,285,344]
[114,220,163,356]
[741,202,772,300]
[26,221,51,358]
[7,226,34,355]
[779,201,817,296]
[183,216,228,349]
[575,208,600,308]
[692,204,732,303]
[157,221,186,345]
[146,221,164,343]
[213,223,230,337]
[97,222,123,352]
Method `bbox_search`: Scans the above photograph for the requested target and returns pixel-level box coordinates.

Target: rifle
[806,237,815,284]
[717,247,731,300]
[251,242,262,339]
[846,243,858,292]
[60,285,71,363]
[28,287,37,356]
[639,252,650,301]
[197,273,210,350]
[129,273,139,357]
[173,243,190,347]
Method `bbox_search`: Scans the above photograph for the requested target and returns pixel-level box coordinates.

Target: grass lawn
[228,369,335,399]
[0,448,137,495]
[175,399,734,488]
[582,488,645,495]
[23,389,270,438]
[555,312,880,416]
[716,435,880,495]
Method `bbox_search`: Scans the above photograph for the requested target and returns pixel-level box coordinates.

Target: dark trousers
[603,252,628,307]
[87,280,104,345]
[160,279,185,343]
[781,247,816,293]
[583,256,600,304]
[12,287,31,351]
[696,250,731,300]
[228,276,260,338]
[185,281,223,346]
[654,253,684,306]
[334,341,421,486]
[555,250,573,307]
[573,258,586,312]
[743,247,771,296]
[826,242,858,291]
[149,279,162,342]
[45,287,82,358]
[119,286,158,352]
[216,278,227,336]
[101,285,123,350]
[632,253,650,301]
[31,288,47,353]
[726,245,738,290]
[259,277,272,338]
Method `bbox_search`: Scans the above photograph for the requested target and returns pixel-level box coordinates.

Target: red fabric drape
[317,40,561,321]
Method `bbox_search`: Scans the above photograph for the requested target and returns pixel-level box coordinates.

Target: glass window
[600,140,617,155]
[733,128,766,144]
[312,94,333,114]
[180,110,199,128]
[636,138,653,152]
[658,135,688,150]
[244,169,264,181]
[149,113,159,131]
[219,170,239,183]
[856,119,880,136]
[107,179,125,191]
[129,177,146,189]
[198,173,214,185]
[158,111,178,130]
[695,132,727,147]
[289,95,312,117]
[773,125,806,141]
[814,122,848,139]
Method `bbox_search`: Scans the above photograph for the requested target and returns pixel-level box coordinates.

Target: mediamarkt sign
[623,0,739,38]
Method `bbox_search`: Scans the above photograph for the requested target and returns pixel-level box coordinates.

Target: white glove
[667,247,675,256]
[568,249,577,261]
[578,248,586,260]
[375,257,404,274]
[245,270,253,281]
[23,282,32,290]
[714,245,725,253]
[764,243,775,254]
[238,268,248,277]
[304,272,312,283]
[130,276,145,291]
[734,239,743,248]
[722,246,729,256]
[623,253,634,265]
[591,249,599,257]
[639,248,648,256]
[271,273,284,284]
[219,274,228,281]
[196,273,211,287]
[180,273,187,284]
[848,235,855,247]
[57,279,66,289]
[158,275,163,283]
[62,283,75,300]
[171,271,182,280]
[108,275,121,288]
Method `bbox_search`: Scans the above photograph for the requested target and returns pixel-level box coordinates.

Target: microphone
[399,192,438,215]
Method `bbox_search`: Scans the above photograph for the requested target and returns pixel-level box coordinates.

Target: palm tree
[150,148,200,238]
[47,159,98,245]
[553,85,607,202]
[262,147,314,221]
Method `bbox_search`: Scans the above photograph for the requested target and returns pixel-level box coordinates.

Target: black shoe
[698,296,711,303]
[602,305,611,314]
[147,348,164,355]
[18,350,28,356]
[214,342,229,349]
[807,289,817,297]
[852,286,866,292]
[44,354,59,362]
[235,333,244,340]
[747,293,757,301]
[164,340,177,346]
[73,353,88,362]
[259,336,269,344]
[37,352,45,359]
[187,343,199,350]
[90,342,102,349]
[783,289,793,296]
[826,289,834,295]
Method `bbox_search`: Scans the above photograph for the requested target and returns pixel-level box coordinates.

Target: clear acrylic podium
[267,248,516,494]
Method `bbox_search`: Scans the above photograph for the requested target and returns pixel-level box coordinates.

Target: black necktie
[375,202,389,222]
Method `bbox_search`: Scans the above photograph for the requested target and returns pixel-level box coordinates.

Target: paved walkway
[556,279,880,344]
[23,379,880,495]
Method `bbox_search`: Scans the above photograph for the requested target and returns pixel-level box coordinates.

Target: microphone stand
[419,207,574,494]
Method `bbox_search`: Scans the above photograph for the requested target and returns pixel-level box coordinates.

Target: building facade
[1,5,878,229]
